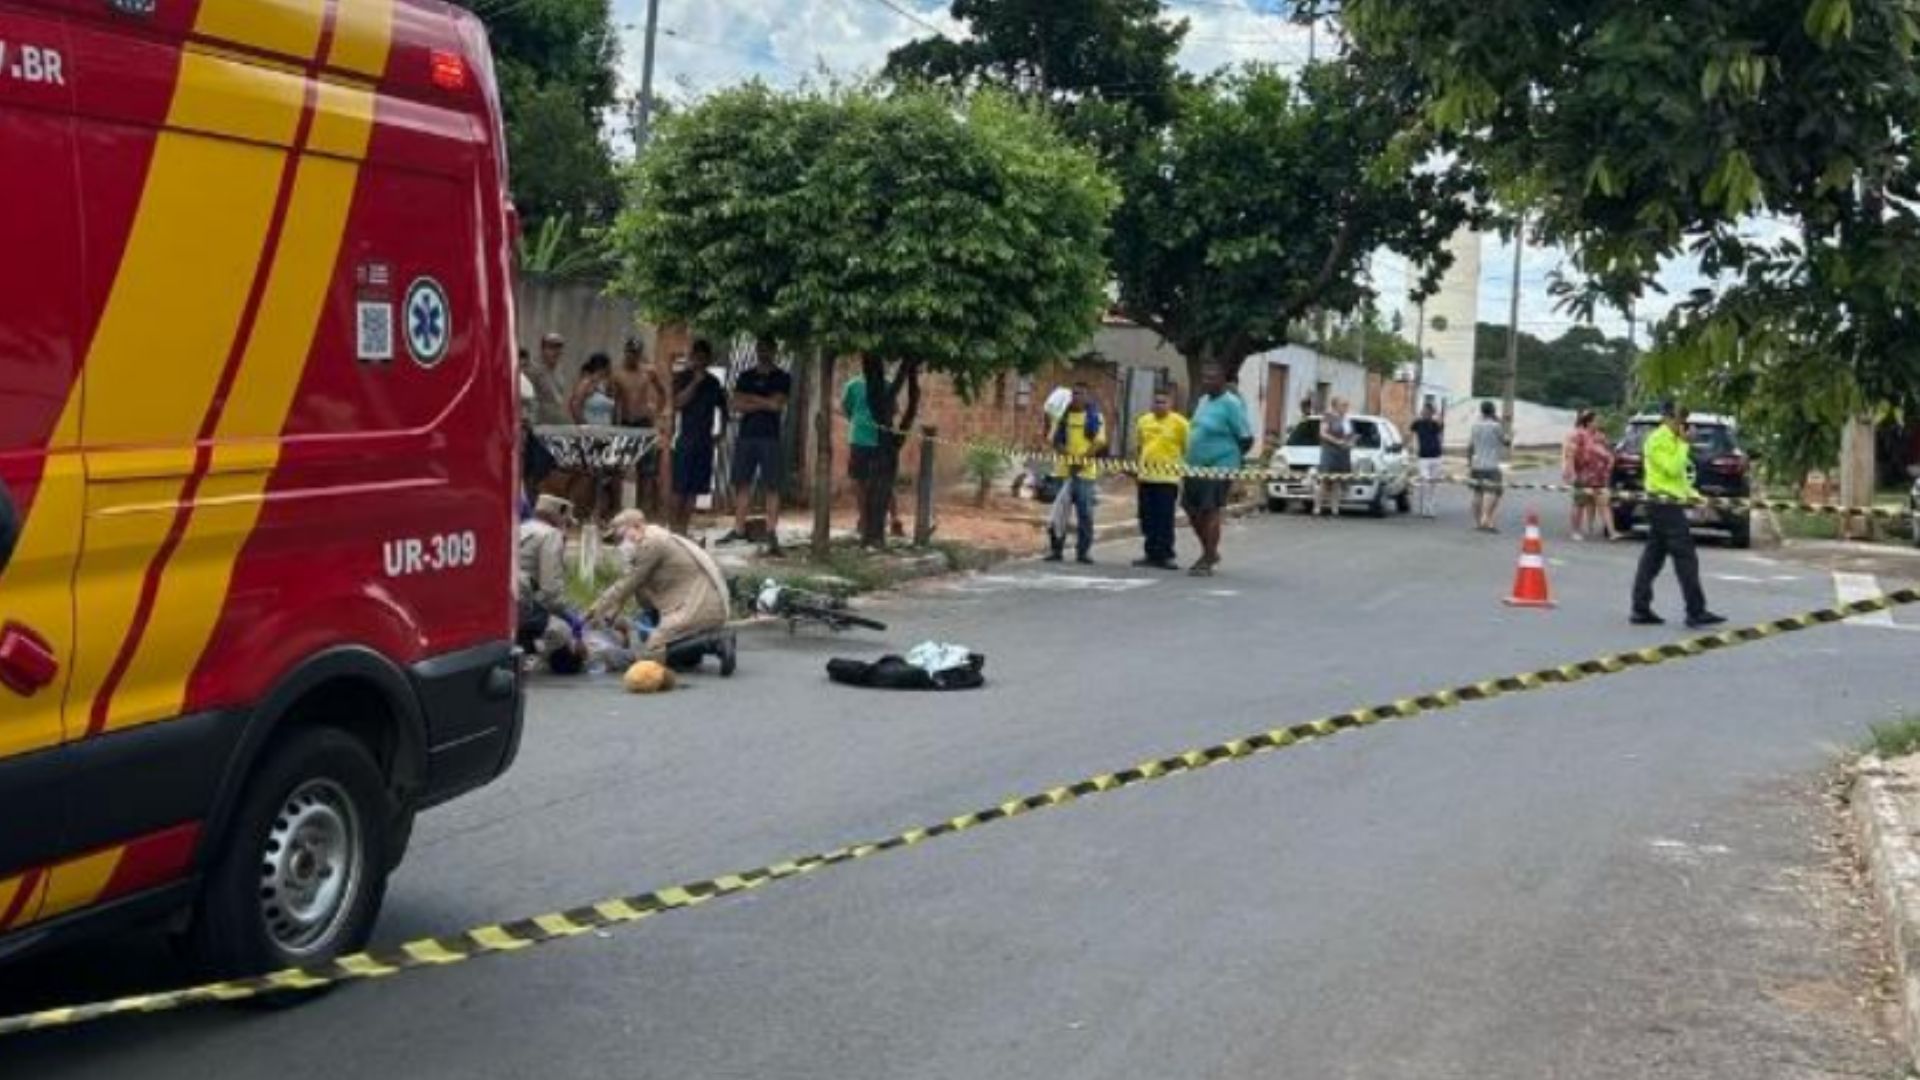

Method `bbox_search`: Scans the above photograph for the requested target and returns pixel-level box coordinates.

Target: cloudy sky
[608,0,1697,343]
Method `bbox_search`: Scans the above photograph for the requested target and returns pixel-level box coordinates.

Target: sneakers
[1629,612,1666,626]
[1685,612,1729,629]
[1075,554,1095,566]
[716,529,748,545]
[1043,550,1064,563]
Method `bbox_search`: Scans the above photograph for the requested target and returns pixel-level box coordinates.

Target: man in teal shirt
[1182,364,1252,577]
[1631,403,1725,628]
[842,373,901,538]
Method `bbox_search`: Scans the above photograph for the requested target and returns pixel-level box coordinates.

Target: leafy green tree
[1113,63,1479,389]
[615,86,1117,545]
[516,212,610,281]
[1331,0,1920,435]
[885,0,1189,159]
[1474,323,1634,410]
[891,2,1480,391]
[457,0,622,232]
[1303,310,1420,378]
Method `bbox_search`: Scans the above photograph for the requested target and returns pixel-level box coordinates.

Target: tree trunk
[1183,342,1256,413]
[811,348,834,561]
[858,356,922,548]
[1840,414,1878,541]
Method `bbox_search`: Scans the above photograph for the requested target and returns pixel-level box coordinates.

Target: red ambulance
[0,0,524,977]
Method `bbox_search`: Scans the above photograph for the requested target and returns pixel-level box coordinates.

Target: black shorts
[1182,478,1232,513]
[849,445,879,481]
[673,441,715,496]
[733,437,785,488]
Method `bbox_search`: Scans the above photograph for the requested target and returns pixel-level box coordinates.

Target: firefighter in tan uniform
[517,494,586,673]
[591,509,736,674]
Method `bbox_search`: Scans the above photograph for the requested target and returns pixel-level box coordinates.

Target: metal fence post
[915,425,938,547]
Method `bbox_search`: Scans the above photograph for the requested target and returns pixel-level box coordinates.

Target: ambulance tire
[185,726,393,997]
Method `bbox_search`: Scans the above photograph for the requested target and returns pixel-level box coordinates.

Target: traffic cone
[1504,512,1556,609]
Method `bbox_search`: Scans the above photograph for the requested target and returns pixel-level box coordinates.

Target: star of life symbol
[404,277,450,368]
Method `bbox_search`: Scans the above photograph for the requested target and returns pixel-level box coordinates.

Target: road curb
[1852,755,1920,1072]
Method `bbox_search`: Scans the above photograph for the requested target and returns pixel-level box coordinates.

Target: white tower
[1419,229,1483,409]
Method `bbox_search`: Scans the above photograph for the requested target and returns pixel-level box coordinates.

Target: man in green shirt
[842,373,901,538]
[1631,403,1725,629]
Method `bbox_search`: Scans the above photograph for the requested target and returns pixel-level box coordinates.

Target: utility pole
[1502,216,1525,435]
[634,0,663,151]
[1623,305,1638,410]
[1412,300,1427,411]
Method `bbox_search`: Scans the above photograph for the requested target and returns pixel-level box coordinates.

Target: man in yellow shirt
[1631,403,1725,629]
[1132,389,1190,570]
[1046,382,1108,564]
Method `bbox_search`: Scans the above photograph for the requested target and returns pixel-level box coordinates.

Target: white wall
[1446,398,1578,450]
[1236,344,1370,448]
[514,278,653,384]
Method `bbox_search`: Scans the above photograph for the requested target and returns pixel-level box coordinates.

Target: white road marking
[948,574,1157,595]
[1648,838,1733,863]
[1833,571,1916,630]
[1712,574,1766,584]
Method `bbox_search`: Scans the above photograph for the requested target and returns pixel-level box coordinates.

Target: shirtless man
[611,337,669,512]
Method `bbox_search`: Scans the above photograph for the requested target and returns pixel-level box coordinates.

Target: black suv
[1610,413,1754,548]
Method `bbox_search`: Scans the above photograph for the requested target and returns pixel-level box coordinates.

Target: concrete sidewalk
[1853,754,1920,1072]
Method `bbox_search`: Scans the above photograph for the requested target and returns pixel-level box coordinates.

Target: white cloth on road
[906,642,974,675]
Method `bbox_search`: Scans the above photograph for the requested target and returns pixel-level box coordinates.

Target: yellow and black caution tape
[890,424,1912,522]
[4,587,1916,1038]
[1453,477,1914,523]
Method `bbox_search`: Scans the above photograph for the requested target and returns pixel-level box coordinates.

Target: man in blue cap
[1631,402,1726,629]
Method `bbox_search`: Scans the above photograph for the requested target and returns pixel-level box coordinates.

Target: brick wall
[816,358,1122,501]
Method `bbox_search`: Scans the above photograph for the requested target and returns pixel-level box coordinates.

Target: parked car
[1610,413,1754,548]
[1267,414,1414,517]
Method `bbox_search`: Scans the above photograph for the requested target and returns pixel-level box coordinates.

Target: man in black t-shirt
[1409,400,1446,519]
[670,340,728,536]
[723,339,793,551]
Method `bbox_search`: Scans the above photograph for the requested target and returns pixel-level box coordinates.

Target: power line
[859,0,957,40]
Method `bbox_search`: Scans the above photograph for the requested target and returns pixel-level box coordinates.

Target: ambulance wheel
[186,727,392,993]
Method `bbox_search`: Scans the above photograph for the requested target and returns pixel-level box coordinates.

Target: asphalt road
[6,480,1917,1078]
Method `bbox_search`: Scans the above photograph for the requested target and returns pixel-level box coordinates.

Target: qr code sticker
[357,301,394,362]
